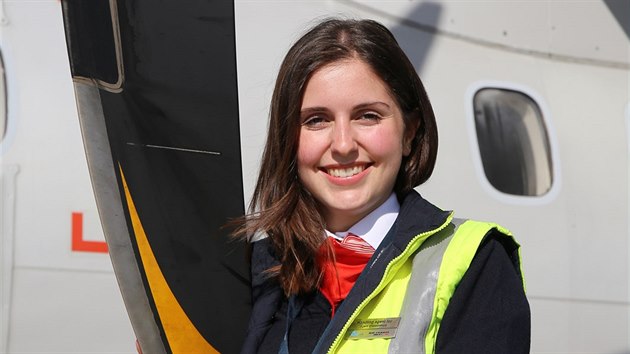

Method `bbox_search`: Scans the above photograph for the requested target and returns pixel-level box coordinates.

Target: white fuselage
[1,0,628,352]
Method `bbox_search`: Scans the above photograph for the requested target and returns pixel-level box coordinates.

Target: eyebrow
[300,107,327,115]
[355,101,392,110]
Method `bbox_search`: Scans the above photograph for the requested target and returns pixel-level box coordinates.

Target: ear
[403,113,420,157]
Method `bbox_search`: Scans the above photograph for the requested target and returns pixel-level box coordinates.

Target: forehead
[301,59,397,109]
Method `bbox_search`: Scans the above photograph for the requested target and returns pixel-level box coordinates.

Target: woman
[237,18,530,353]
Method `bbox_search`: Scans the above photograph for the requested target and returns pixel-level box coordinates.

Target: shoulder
[250,238,279,281]
[451,219,523,280]
[242,238,284,353]
[435,224,530,353]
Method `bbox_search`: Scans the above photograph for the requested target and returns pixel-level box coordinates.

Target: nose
[330,119,358,159]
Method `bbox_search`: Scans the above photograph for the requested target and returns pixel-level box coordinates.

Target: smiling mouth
[324,165,368,178]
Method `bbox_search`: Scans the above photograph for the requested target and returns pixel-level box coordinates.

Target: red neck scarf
[318,235,374,316]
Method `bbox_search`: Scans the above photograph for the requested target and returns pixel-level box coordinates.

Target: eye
[357,111,382,123]
[302,115,330,129]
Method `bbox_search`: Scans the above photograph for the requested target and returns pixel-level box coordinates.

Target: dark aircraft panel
[62,0,250,353]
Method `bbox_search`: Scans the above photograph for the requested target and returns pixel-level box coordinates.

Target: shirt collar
[325,193,400,250]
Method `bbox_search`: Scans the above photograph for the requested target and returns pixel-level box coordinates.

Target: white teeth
[328,166,365,178]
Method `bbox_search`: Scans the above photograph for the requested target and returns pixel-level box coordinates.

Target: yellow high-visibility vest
[326,217,524,354]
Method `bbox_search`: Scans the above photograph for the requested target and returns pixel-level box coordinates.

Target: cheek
[297,132,322,170]
[367,127,405,160]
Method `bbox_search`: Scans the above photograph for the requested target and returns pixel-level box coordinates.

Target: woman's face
[297,58,411,232]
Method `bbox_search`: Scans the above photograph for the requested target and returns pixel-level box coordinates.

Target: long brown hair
[234,18,438,296]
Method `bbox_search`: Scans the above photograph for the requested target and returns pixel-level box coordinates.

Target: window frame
[465,81,561,205]
[0,47,8,150]
[62,0,124,93]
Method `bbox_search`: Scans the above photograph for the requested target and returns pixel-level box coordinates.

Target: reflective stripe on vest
[331,219,522,354]
[388,218,465,354]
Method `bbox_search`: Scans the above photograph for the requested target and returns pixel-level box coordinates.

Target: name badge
[347,317,401,339]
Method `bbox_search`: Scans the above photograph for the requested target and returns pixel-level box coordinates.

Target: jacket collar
[388,190,452,252]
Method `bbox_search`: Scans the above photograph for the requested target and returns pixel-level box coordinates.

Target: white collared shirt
[325,193,400,250]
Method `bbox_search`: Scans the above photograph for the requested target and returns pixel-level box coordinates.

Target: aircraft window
[1,50,5,142]
[61,0,123,92]
[473,88,553,196]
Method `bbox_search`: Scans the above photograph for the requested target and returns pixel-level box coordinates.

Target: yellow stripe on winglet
[120,165,218,354]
